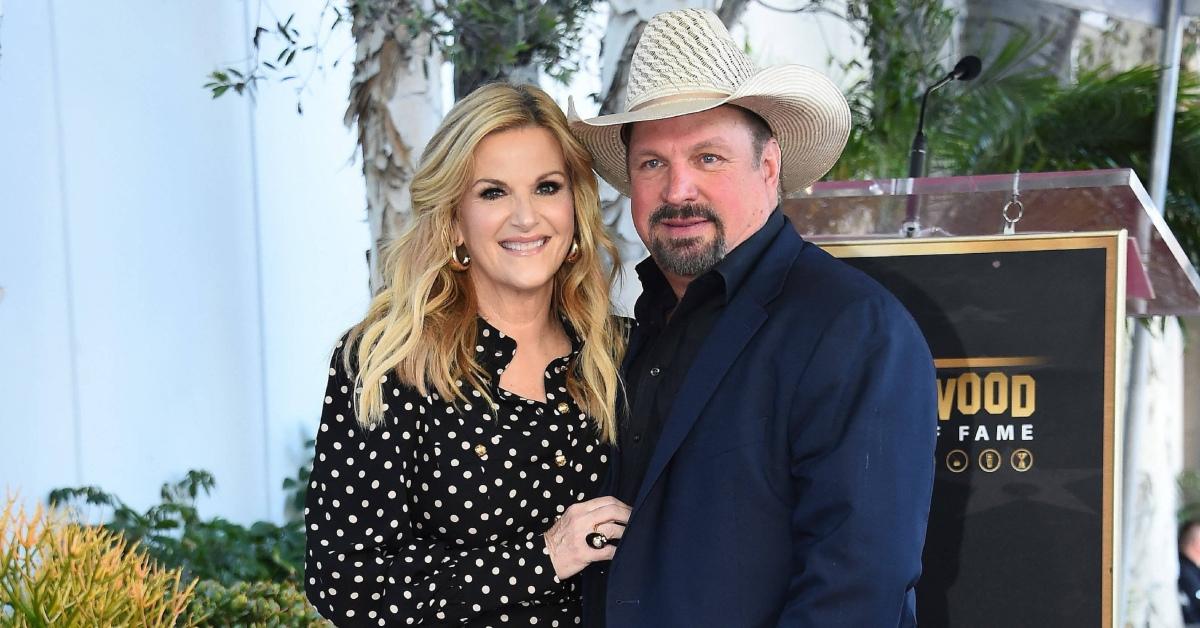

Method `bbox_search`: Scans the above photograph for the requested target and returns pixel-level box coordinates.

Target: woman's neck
[474,284,561,351]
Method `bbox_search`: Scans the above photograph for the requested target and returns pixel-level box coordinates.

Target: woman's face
[454,125,576,301]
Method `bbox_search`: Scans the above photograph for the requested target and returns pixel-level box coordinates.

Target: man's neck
[664,273,692,301]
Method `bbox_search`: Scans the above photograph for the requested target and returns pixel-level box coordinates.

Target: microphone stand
[902,56,981,237]
[902,74,955,237]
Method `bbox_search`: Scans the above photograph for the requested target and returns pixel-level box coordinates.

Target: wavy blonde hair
[344,83,625,443]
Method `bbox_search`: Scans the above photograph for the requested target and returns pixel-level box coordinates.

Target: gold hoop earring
[449,246,471,271]
[565,239,581,263]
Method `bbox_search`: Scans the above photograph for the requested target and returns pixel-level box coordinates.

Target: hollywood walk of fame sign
[822,232,1124,628]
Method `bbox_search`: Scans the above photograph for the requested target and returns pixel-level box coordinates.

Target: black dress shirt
[615,209,785,506]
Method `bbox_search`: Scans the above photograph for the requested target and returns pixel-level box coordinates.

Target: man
[568,8,937,627]
[1181,520,1200,626]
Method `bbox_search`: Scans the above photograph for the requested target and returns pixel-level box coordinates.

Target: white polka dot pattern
[304,320,606,626]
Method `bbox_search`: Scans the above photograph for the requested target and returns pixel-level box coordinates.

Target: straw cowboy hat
[568,8,851,197]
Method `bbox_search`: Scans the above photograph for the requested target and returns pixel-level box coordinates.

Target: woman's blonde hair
[344,83,624,443]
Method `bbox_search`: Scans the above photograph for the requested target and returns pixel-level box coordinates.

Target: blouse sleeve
[303,339,565,626]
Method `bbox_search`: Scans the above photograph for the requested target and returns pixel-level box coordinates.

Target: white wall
[0,0,369,523]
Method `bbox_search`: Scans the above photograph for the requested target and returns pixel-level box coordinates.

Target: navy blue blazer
[586,221,937,627]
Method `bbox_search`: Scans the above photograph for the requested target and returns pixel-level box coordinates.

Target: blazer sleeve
[776,294,937,627]
[303,338,564,627]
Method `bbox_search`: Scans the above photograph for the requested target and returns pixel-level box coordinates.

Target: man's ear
[761,137,782,191]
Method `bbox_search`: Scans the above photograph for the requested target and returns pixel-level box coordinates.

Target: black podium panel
[823,233,1123,628]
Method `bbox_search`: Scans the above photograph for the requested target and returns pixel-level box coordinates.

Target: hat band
[628,90,731,113]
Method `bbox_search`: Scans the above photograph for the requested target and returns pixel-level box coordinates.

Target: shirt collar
[633,207,785,315]
[712,208,784,300]
[474,315,582,378]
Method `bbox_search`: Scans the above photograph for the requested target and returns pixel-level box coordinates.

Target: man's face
[626,106,780,291]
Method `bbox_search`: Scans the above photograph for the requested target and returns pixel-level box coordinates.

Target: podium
[782,169,1200,628]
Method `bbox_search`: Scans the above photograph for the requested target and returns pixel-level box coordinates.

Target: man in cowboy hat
[568,8,936,627]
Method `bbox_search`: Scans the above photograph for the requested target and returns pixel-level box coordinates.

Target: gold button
[554,454,568,467]
[474,444,487,458]
[556,402,570,414]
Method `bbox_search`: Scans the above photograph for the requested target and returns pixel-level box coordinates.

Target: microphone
[908,56,981,179]
[903,55,982,236]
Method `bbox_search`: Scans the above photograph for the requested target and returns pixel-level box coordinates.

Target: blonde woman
[304,83,631,626]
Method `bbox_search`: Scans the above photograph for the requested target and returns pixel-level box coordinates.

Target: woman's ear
[451,218,464,247]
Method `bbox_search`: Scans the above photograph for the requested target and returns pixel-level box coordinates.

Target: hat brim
[569,65,851,197]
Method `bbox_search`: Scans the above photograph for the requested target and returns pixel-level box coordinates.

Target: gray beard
[647,203,727,278]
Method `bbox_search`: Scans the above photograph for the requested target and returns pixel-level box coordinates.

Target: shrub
[185,579,327,627]
[0,497,196,627]
[48,470,305,586]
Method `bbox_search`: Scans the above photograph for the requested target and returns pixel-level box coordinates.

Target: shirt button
[649,367,661,377]
[474,444,487,458]
[556,402,570,414]
[554,454,568,467]
[633,433,642,444]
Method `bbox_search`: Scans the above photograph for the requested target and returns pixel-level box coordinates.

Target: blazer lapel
[631,297,766,512]
[628,221,806,513]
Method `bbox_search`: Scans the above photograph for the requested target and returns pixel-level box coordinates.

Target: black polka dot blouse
[304,318,608,626]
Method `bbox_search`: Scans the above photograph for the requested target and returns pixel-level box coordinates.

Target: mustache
[648,203,720,226]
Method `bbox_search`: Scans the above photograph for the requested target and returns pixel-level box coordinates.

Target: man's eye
[480,187,505,200]
[641,158,662,169]
[536,181,562,195]
[699,154,722,164]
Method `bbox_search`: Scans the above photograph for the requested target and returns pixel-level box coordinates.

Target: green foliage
[821,0,1200,268]
[282,438,316,522]
[207,1,597,104]
[48,470,305,587]
[430,0,595,97]
[185,579,326,627]
[204,10,324,108]
[0,498,197,627]
[1181,469,1200,525]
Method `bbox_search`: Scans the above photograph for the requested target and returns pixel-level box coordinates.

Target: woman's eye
[536,181,562,195]
[480,187,505,200]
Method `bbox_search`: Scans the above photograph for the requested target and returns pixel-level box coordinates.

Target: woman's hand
[543,496,631,580]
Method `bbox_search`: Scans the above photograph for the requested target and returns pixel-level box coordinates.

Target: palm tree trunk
[346,1,444,292]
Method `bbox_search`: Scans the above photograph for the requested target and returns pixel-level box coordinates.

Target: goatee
[647,203,726,277]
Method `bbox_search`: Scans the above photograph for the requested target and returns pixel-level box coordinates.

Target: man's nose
[663,166,699,206]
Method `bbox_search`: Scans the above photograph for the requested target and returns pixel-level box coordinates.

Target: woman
[304,83,631,627]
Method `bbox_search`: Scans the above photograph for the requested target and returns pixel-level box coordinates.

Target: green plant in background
[206,0,597,103]
[821,0,1200,268]
[1181,469,1200,524]
[282,438,316,522]
[48,470,305,587]
[185,580,326,627]
[45,451,325,626]
[0,497,197,627]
